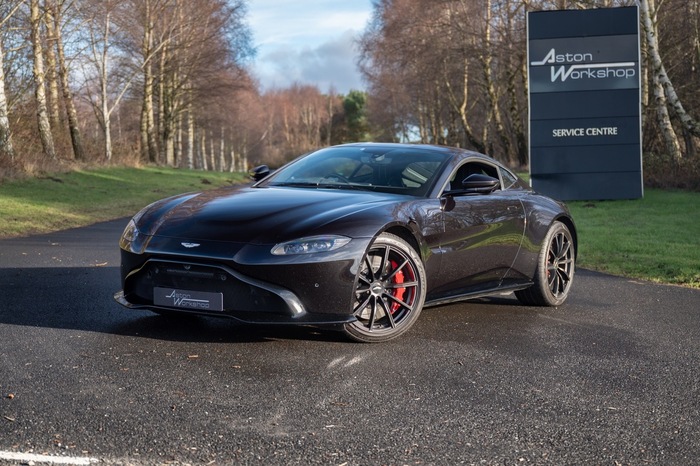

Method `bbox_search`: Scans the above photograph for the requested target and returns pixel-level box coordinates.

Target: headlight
[119,218,148,253]
[271,235,351,255]
[121,219,139,243]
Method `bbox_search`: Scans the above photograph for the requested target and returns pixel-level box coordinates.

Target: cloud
[248,0,372,94]
[256,30,365,94]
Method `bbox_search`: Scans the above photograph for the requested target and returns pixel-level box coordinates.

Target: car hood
[141,186,402,244]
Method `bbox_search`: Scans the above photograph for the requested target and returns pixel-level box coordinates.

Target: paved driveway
[1,220,699,465]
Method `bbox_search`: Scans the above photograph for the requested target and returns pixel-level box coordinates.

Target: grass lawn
[568,190,700,288]
[1,167,698,288]
[0,166,246,238]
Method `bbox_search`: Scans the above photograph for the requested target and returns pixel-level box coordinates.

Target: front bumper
[116,257,358,325]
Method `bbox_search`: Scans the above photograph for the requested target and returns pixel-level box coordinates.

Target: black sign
[527,7,642,200]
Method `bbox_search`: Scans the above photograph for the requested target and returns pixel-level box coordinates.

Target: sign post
[527,7,642,200]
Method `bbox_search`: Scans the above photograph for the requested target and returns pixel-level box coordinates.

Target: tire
[515,221,575,307]
[344,233,426,343]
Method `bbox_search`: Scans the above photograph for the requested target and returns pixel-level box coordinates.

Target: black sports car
[115,143,576,342]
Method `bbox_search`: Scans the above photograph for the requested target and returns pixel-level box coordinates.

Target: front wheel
[515,221,575,306]
[343,233,426,343]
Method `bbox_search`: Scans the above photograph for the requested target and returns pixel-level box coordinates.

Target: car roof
[339,142,496,163]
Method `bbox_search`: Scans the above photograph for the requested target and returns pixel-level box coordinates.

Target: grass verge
[2,167,698,288]
[0,166,247,238]
[568,190,700,288]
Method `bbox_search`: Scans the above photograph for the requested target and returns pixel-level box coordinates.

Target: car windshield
[260,146,450,197]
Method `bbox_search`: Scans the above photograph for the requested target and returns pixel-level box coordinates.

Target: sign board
[527,7,642,200]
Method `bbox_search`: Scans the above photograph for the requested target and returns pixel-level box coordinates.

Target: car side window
[499,167,519,190]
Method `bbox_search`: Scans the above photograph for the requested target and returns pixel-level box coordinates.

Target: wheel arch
[383,225,423,259]
[555,215,578,259]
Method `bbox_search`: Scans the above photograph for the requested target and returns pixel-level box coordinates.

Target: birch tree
[43,1,60,131]
[0,35,15,160]
[0,36,15,161]
[85,2,116,160]
[139,0,157,162]
[82,0,147,161]
[0,1,21,161]
[50,0,85,160]
[135,0,177,163]
[639,0,700,140]
[639,0,695,160]
[30,0,56,159]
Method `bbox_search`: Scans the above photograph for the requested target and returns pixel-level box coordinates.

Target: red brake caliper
[390,260,406,314]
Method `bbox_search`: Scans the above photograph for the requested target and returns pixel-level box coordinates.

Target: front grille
[162,267,218,280]
[125,260,290,314]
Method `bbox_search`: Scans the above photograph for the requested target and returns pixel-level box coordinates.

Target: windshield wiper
[270,182,321,188]
[315,182,367,190]
[272,181,368,191]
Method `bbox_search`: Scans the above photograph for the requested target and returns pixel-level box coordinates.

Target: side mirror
[460,173,500,194]
[249,165,271,182]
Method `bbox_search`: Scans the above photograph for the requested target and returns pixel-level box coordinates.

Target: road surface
[1,219,699,465]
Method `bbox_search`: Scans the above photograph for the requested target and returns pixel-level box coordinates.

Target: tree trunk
[175,112,182,167]
[140,0,158,163]
[186,99,194,169]
[479,0,510,162]
[640,0,700,144]
[164,119,175,166]
[650,69,680,160]
[43,2,61,132]
[139,0,150,161]
[99,12,112,161]
[158,44,166,163]
[327,92,333,146]
[443,56,485,153]
[199,127,207,170]
[30,0,56,160]
[219,126,226,171]
[0,38,15,161]
[102,88,112,162]
[53,0,85,161]
[694,0,700,74]
[160,50,178,166]
[507,0,528,168]
[209,130,215,170]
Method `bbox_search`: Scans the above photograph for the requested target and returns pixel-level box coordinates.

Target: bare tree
[50,0,85,160]
[138,0,160,163]
[30,0,56,159]
[81,0,154,161]
[43,1,60,131]
[0,37,13,161]
[0,1,22,162]
[640,0,700,140]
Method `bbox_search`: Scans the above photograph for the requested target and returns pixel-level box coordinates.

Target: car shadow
[0,265,348,343]
[1,264,575,345]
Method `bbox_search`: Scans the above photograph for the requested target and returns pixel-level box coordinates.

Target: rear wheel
[515,221,575,306]
[344,233,426,343]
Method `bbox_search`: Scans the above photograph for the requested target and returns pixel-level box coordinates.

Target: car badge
[181,242,201,248]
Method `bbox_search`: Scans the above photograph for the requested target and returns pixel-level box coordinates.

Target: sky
[247,0,375,95]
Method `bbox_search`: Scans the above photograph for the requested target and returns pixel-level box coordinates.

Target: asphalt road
[1,219,699,465]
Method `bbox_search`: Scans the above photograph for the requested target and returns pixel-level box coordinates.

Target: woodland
[0,0,698,188]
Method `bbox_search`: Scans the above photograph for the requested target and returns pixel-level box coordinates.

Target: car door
[430,161,526,297]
